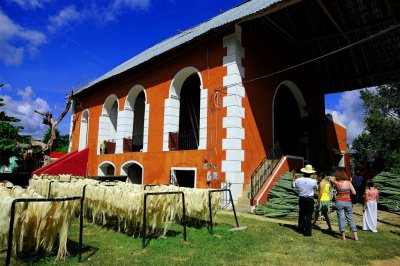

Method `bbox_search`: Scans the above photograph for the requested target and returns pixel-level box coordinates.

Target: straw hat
[301,164,316,174]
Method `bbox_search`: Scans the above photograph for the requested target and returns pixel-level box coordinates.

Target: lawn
[1,210,399,265]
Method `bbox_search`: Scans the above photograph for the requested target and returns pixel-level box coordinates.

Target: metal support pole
[6,201,17,266]
[47,181,54,198]
[78,185,87,262]
[208,189,239,234]
[142,191,186,248]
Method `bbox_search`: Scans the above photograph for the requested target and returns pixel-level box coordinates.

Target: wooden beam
[385,0,399,23]
[316,0,349,42]
[260,16,301,48]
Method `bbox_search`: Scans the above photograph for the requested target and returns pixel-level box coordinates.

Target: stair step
[237,197,251,206]
[234,203,252,213]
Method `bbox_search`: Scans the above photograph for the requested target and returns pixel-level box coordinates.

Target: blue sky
[0,0,365,143]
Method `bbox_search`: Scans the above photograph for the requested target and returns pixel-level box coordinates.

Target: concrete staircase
[234,184,253,213]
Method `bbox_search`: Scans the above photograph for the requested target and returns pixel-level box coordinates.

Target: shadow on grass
[142,229,182,247]
[4,238,98,265]
[354,212,400,228]
[278,223,343,239]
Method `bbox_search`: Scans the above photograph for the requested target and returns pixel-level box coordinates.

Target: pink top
[366,188,379,201]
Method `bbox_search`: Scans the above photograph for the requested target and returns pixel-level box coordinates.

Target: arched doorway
[98,162,115,176]
[121,161,143,184]
[163,67,206,151]
[273,82,307,159]
[132,91,145,151]
[178,73,200,150]
[98,95,119,154]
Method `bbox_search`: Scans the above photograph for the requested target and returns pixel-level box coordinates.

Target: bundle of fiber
[1,185,78,260]
[59,174,72,181]
[373,172,400,212]
[0,181,14,188]
[144,185,221,222]
[0,187,14,248]
[29,178,51,197]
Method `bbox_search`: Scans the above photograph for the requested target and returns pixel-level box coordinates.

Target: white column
[162,97,180,151]
[221,24,246,202]
[143,103,150,152]
[98,115,110,155]
[116,109,134,153]
[198,89,208,149]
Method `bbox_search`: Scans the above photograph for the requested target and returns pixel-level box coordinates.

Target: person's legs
[303,198,314,236]
[321,210,332,230]
[343,202,358,240]
[298,198,306,232]
[313,208,320,226]
[336,201,346,240]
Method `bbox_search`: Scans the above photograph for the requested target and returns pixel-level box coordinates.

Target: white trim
[272,81,306,146]
[121,160,144,184]
[255,156,287,206]
[254,155,304,206]
[78,109,89,151]
[68,105,74,153]
[170,167,197,188]
[221,24,245,201]
[98,161,116,176]
[98,94,119,154]
[163,67,207,151]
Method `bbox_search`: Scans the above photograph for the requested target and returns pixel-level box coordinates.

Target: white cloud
[0,10,46,65]
[46,1,151,32]
[1,86,50,139]
[8,0,48,10]
[47,5,81,32]
[325,89,374,143]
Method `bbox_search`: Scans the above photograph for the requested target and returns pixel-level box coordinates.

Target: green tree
[0,98,26,151]
[352,84,400,174]
[42,128,69,153]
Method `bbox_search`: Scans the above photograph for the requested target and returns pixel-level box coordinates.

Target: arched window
[98,161,115,176]
[121,161,143,184]
[121,86,148,152]
[98,95,119,154]
[78,109,89,150]
[163,67,207,151]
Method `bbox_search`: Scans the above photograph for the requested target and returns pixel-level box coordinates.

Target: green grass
[1,213,399,265]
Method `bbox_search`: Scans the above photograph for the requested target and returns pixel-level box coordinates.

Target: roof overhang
[76,0,400,95]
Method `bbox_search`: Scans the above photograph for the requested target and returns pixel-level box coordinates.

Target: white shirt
[293,177,317,197]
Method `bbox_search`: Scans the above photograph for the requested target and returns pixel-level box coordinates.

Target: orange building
[68,0,399,206]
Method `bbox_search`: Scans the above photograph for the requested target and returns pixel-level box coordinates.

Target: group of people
[292,164,379,240]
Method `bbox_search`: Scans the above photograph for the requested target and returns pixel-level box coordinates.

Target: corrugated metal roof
[76,0,282,94]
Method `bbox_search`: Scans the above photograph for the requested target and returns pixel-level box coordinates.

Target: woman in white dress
[362,181,379,232]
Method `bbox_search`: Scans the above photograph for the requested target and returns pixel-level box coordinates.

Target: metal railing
[220,181,232,209]
[250,142,283,203]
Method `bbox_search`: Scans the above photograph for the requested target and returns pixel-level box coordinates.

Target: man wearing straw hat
[292,164,317,236]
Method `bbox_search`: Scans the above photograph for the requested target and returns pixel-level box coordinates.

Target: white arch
[272,80,307,146]
[118,85,149,152]
[78,109,89,151]
[98,161,116,176]
[120,160,144,184]
[169,66,204,97]
[125,85,147,110]
[98,94,119,154]
[163,66,208,151]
